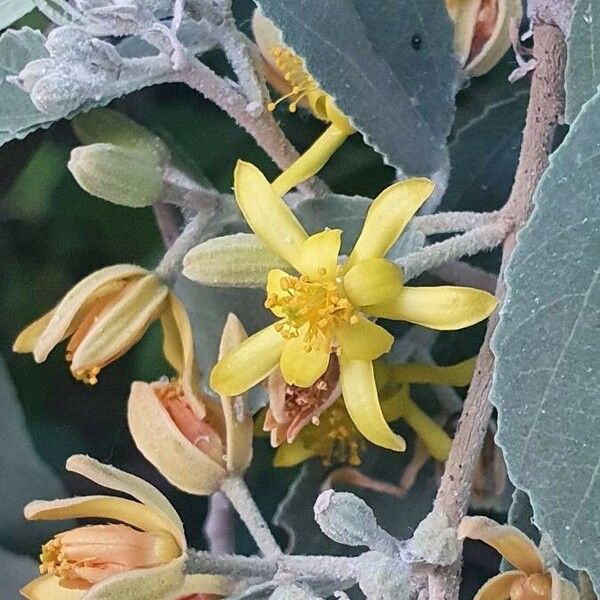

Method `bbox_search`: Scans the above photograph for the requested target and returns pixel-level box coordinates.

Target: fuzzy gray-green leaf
[490,91,600,593]
[256,0,457,177]
[0,0,35,30]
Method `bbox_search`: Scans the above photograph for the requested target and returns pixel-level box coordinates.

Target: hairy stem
[152,201,183,248]
[428,20,567,600]
[220,476,281,558]
[204,491,235,555]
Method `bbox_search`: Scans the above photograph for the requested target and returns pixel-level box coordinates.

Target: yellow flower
[458,516,579,600]
[128,313,254,496]
[447,0,522,76]
[210,165,496,454]
[266,357,475,467]
[13,265,197,397]
[21,455,230,600]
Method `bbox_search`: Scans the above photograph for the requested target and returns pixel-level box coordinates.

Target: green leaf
[565,0,600,123]
[0,0,35,30]
[256,0,458,176]
[490,91,600,593]
[442,60,528,212]
[0,356,68,555]
[0,27,50,146]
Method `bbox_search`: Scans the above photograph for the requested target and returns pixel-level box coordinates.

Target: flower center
[265,272,358,351]
[509,573,552,600]
[40,524,180,589]
[267,45,321,113]
[313,398,365,466]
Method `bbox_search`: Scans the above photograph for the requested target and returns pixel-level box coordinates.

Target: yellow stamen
[265,273,356,351]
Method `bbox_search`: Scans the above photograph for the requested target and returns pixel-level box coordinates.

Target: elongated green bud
[68,143,164,208]
[183,233,289,288]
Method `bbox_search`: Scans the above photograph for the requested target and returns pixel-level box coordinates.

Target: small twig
[428,261,498,294]
[204,491,236,555]
[428,18,567,600]
[220,476,282,558]
[412,211,497,235]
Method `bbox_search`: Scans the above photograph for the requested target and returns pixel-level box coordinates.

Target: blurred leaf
[442,60,528,212]
[0,355,68,554]
[256,0,458,177]
[490,91,600,593]
[0,0,35,30]
[565,0,600,123]
[0,548,38,599]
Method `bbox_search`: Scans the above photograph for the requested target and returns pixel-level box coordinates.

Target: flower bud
[358,554,411,600]
[183,233,289,288]
[11,58,54,93]
[68,143,165,207]
[30,73,84,115]
[45,26,121,69]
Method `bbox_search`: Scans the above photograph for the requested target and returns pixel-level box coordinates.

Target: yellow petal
[343,258,404,308]
[83,554,185,600]
[180,573,233,597]
[218,313,254,475]
[234,161,308,271]
[128,382,227,496]
[339,356,406,452]
[346,178,434,270]
[366,285,497,330]
[32,264,146,362]
[70,274,169,373]
[279,328,331,387]
[273,441,317,467]
[550,568,580,600]
[210,323,285,396]
[24,496,176,543]
[380,384,410,423]
[458,516,545,574]
[384,357,476,386]
[471,571,527,600]
[65,454,186,549]
[299,229,342,279]
[160,300,184,375]
[13,309,55,353]
[21,575,84,600]
[266,269,292,318]
[336,316,393,361]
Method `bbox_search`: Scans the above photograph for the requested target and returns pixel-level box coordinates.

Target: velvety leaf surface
[0,0,35,30]
[565,0,600,123]
[256,0,458,177]
[490,91,600,592]
[0,356,68,554]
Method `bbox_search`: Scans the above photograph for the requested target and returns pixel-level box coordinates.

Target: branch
[428,19,567,600]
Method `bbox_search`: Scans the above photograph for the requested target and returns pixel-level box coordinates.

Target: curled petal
[32,264,146,362]
[346,178,434,269]
[273,442,317,468]
[218,313,254,475]
[21,575,84,600]
[458,516,544,574]
[128,382,227,496]
[71,274,169,373]
[339,356,406,452]
[343,258,404,307]
[280,328,331,387]
[210,323,285,396]
[550,568,580,600]
[66,454,186,549]
[299,229,342,279]
[234,161,307,271]
[366,285,497,330]
[25,496,176,545]
[13,309,55,353]
[336,316,393,361]
[383,357,476,387]
[82,554,185,600]
[471,571,526,600]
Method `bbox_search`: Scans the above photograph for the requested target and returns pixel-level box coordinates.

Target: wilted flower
[128,313,253,495]
[210,160,497,452]
[13,265,197,397]
[447,0,522,76]
[458,516,579,600]
[266,357,475,467]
